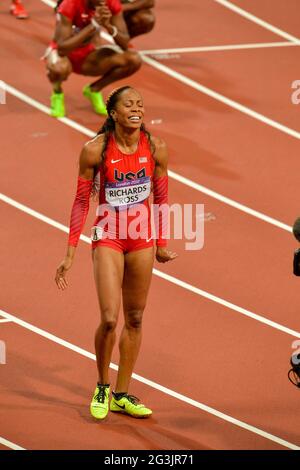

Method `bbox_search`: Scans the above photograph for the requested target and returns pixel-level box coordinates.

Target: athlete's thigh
[92,246,124,318]
[81,48,125,76]
[122,247,154,310]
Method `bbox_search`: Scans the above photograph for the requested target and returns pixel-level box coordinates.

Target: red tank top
[58,0,122,30]
[93,131,155,238]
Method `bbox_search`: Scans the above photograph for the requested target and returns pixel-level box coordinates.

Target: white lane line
[2,82,293,233]
[0,436,25,450]
[0,319,12,323]
[0,193,89,243]
[213,0,300,43]
[0,193,299,339]
[2,83,95,138]
[40,0,55,6]
[141,54,300,141]
[168,171,292,233]
[141,41,300,55]
[152,268,300,339]
[1,308,298,450]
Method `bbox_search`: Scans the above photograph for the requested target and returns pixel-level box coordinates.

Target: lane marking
[0,193,298,338]
[2,82,293,233]
[1,308,298,450]
[141,41,300,55]
[40,0,56,6]
[141,54,300,141]
[0,436,25,450]
[0,319,12,323]
[168,171,292,233]
[213,0,300,43]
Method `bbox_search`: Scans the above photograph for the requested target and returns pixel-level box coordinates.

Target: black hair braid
[55,0,66,12]
[54,0,64,12]
[143,126,156,155]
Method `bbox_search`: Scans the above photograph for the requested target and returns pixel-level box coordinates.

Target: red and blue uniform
[51,0,122,74]
[58,0,122,29]
[68,132,168,253]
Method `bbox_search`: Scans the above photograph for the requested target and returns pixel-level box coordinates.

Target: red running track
[1,0,300,450]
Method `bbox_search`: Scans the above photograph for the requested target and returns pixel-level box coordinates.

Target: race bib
[105,176,151,209]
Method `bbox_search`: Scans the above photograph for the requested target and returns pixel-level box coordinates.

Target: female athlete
[55,86,177,419]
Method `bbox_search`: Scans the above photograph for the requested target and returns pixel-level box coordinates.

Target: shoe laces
[126,394,141,406]
[95,386,107,404]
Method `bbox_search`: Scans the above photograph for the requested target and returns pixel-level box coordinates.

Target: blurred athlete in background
[45,0,141,118]
[10,0,28,19]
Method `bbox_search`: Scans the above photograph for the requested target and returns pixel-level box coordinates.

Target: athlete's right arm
[54,14,96,55]
[55,138,103,290]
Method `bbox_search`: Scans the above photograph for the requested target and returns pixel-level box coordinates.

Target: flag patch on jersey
[139,157,147,163]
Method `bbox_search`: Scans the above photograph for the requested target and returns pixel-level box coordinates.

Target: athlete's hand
[55,257,73,290]
[95,2,112,29]
[155,247,178,263]
[121,2,132,13]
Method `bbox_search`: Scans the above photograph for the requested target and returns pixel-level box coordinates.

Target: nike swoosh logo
[115,402,126,409]
[111,159,122,164]
[146,237,152,243]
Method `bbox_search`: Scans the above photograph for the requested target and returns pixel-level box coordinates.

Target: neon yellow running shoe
[83,85,108,115]
[110,393,152,418]
[50,91,65,118]
[90,384,110,420]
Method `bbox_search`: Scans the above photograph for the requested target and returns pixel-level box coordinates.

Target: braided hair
[97,86,155,163]
[54,0,63,12]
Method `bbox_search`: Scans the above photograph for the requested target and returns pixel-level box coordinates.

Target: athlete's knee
[100,310,118,334]
[124,51,142,73]
[101,319,118,334]
[125,308,144,329]
[47,57,72,82]
[142,11,155,33]
[55,60,72,79]
[126,9,155,36]
[131,10,155,33]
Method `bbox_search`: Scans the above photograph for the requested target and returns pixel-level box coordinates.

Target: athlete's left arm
[152,137,178,263]
[110,13,130,49]
[96,4,130,49]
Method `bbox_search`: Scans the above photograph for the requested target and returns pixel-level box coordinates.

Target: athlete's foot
[110,393,152,418]
[83,85,108,115]
[10,1,29,19]
[90,384,110,420]
[50,91,65,118]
